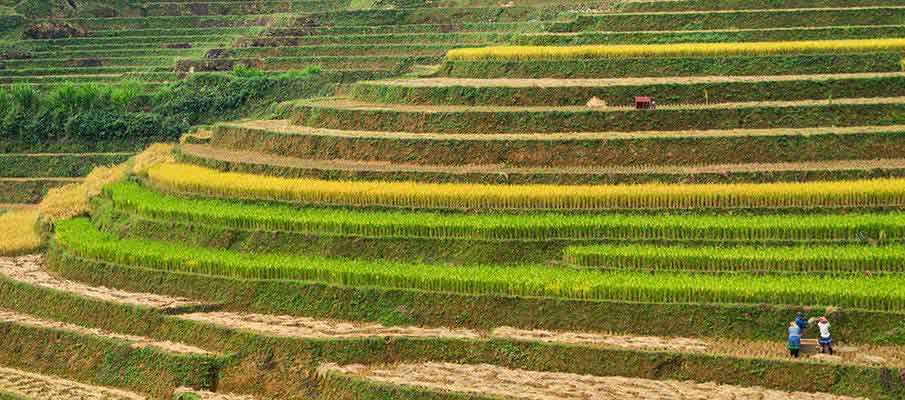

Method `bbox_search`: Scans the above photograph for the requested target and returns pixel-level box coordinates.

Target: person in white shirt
[817,317,833,355]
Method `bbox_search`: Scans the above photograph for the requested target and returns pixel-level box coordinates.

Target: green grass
[285,96,905,134]
[209,121,905,169]
[0,153,132,178]
[565,243,905,273]
[516,25,905,46]
[620,0,905,12]
[56,217,905,311]
[350,74,905,107]
[557,7,905,32]
[106,181,905,245]
[0,391,27,400]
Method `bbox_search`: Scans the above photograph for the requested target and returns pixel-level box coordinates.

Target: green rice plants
[54,218,905,312]
[106,181,905,244]
[564,244,905,273]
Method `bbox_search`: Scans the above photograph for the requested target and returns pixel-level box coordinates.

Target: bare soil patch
[321,362,867,400]
[496,327,905,367]
[0,308,212,355]
[177,311,481,340]
[0,255,204,311]
[493,327,709,352]
[0,366,144,400]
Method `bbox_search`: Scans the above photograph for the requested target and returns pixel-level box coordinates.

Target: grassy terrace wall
[0,179,75,203]
[349,74,905,106]
[209,123,905,168]
[45,247,905,346]
[554,7,905,32]
[3,262,904,399]
[283,98,905,133]
[439,52,904,78]
[88,184,905,266]
[176,143,905,185]
[618,0,905,12]
[516,26,905,46]
[0,154,132,178]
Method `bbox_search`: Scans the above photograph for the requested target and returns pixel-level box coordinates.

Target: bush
[0,68,333,151]
[230,64,266,79]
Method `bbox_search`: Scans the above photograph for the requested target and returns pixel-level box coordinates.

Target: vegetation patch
[209,121,905,168]
[54,218,905,312]
[0,209,40,256]
[440,52,902,78]
[447,39,905,61]
[284,96,905,133]
[148,163,905,212]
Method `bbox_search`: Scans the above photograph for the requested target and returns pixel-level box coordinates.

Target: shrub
[230,64,266,79]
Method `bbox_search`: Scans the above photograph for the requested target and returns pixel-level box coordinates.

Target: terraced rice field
[320,362,868,400]
[6,0,905,398]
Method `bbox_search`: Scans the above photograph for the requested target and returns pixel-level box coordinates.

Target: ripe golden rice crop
[148,163,905,211]
[446,38,905,61]
[0,209,41,256]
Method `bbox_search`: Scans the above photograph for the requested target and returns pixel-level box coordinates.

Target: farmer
[788,321,802,358]
[794,312,809,332]
[817,317,834,355]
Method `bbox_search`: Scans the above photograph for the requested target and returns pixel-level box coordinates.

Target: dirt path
[367,72,905,88]
[0,255,205,311]
[177,311,482,340]
[493,327,709,352]
[228,119,905,141]
[0,366,145,400]
[495,327,904,367]
[321,362,867,400]
[0,308,212,355]
[306,96,905,113]
[184,143,905,176]
[174,387,255,400]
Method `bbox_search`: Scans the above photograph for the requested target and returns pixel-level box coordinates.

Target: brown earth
[0,308,212,355]
[0,366,145,400]
[177,311,482,340]
[496,327,905,367]
[0,255,205,311]
[321,362,868,400]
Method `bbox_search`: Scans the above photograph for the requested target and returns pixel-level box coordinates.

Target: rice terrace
[3,0,905,398]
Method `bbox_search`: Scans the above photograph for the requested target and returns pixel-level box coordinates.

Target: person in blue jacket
[794,312,809,332]
[788,321,802,358]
